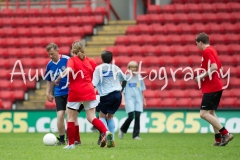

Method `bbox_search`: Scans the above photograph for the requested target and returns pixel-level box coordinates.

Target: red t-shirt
[200,46,223,93]
[67,56,96,102]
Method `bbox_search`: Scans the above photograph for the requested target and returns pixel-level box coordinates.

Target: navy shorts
[96,91,122,114]
[200,90,223,110]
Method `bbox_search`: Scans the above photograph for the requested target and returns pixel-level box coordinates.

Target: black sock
[60,135,65,141]
[215,133,221,139]
[219,127,225,132]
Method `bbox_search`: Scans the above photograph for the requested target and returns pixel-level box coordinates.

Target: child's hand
[121,101,126,106]
[143,100,146,107]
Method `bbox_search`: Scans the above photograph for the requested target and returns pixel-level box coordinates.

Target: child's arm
[121,92,126,106]
[142,91,146,107]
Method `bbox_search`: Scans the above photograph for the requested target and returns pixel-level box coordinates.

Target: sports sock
[60,135,65,142]
[107,119,115,140]
[219,127,229,136]
[215,133,221,143]
[99,118,108,129]
[75,125,80,142]
[67,122,75,145]
[92,118,108,134]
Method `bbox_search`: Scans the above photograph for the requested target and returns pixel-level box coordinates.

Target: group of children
[47,40,146,149]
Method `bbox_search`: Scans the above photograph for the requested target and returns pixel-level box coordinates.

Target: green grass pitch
[0,133,239,160]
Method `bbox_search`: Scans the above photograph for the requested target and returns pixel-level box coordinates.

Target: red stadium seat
[151,24,165,34]
[128,35,143,45]
[163,14,177,24]
[137,15,150,24]
[176,98,192,108]
[208,23,223,34]
[146,98,161,108]
[228,2,240,12]
[69,26,84,37]
[171,89,188,98]
[232,89,240,98]
[224,34,240,44]
[55,17,68,26]
[68,16,83,26]
[187,44,201,55]
[215,3,230,13]
[56,27,71,36]
[161,5,174,14]
[228,44,240,56]
[27,8,40,17]
[164,24,181,34]
[28,17,42,27]
[130,46,145,56]
[94,15,104,25]
[1,9,14,17]
[126,26,139,35]
[189,13,205,24]
[222,89,234,98]
[144,90,157,98]
[143,45,159,56]
[42,17,56,27]
[81,16,96,26]
[137,24,153,35]
[209,34,225,45]
[41,8,53,17]
[0,91,14,101]
[94,7,107,16]
[45,100,56,109]
[59,46,70,55]
[115,45,131,56]
[13,90,25,100]
[149,14,164,24]
[83,25,93,35]
[187,4,202,13]
[217,13,235,23]
[221,23,237,34]
[80,7,93,15]
[161,98,176,108]
[54,8,66,17]
[141,35,157,45]
[66,8,80,16]
[173,4,188,13]
[221,97,238,108]
[2,100,12,110]
[203,13,221,23]
[200,3,216,13]
[191,98,202,108]
[115,36,129,45]
[213,44,230,55]
[193,23,210,34]
[147,5,161,14]
[175,14,190,24]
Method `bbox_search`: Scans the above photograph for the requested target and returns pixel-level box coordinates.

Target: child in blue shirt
[118,61,146,140]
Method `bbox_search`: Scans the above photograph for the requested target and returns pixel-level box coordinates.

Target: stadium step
[92,36,116,41]
[29,95,46,100]
[102,25,130,31]
[86,41,115,46]
[108,20,136,25]
[22,101,45,109]
[97,30,126,35]
[35,90,46,96]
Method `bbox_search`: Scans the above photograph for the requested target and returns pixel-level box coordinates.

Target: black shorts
[200,90,223,110]
[96,91,122,115]
[55,95,84,113]
[55,95,68,112]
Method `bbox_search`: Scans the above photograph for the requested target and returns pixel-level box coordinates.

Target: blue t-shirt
[45,55,69,97]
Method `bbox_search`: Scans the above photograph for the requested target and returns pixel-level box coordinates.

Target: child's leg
[120,111,134,133]
[107,113,115,140]
[133,111,141,138]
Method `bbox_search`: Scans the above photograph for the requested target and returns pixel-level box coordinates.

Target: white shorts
[67,95,100,111]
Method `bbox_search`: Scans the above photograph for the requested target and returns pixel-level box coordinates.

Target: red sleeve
[67,58,74,70]
[203,49,216,65]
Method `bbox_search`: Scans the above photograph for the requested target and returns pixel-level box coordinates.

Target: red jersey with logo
[67,56,97,102]
[200,46,223,93]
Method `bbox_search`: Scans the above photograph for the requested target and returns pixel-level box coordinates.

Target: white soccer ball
[43,133,57,146]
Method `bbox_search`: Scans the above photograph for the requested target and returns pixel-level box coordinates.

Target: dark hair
[195,32,210,44]
[46,43,58,52]
[101,50,112,63]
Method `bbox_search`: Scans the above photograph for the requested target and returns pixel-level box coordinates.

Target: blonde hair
[127,61,138,70]
[71,40,85,60]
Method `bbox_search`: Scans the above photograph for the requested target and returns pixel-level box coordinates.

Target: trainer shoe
[219,133,234,146]
[105,131,114,147]
[55,140,66,145]
[62,144,75,149]
[212,141,221,146]
[97,134,102,145]
[99,134,106,148]
[118,129,123,139]
[133,136,142,140]
[75,141,81,145]
[106,140,116,148]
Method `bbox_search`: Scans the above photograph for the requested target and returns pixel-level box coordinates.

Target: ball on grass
[43,133,57,146]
